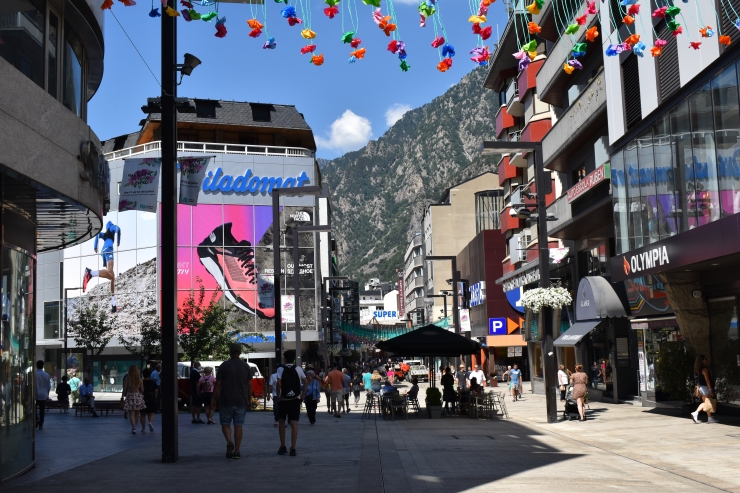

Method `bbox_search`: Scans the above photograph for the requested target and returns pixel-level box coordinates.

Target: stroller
[563,386,580,421]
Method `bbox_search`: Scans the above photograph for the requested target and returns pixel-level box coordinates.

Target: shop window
[624,140,644,250]
[63,22,84,117]
[713,63,740,217]
[637,129,660,244]
[652,114,680,239]
[44,301,60,339]
[688,82,721,226]
[622,55,642,130]
[670,100,698,230]
[0,0,45,89]
[612,150,629,254]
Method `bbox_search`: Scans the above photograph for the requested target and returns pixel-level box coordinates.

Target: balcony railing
[104,140,314,161]
[505,79,524,117]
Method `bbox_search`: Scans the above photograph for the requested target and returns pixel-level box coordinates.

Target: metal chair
[406,393,421,417]
[362,391,381,420]
[491,391,509,419]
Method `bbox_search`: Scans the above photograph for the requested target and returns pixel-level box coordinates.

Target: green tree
[178,281,243,364]
[69,304,115,380]
[118,308,161,368]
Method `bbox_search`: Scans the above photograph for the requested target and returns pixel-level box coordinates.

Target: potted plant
[425,387,443,418]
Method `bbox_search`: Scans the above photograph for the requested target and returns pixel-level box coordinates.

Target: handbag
[118,398,125,410]
[559,385,566,392]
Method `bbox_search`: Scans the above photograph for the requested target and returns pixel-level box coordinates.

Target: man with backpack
[276,352,307,457]
[211,343,252,460]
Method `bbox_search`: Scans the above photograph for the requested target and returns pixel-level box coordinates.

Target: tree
[69,304,115,381]
[178,280,243,364]
[118,308,162,368]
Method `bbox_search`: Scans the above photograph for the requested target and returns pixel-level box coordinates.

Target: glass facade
[612,62,740,254]
[62,21,83,117]
[0,0,45,89]
[475,190,504,233]
[708,299,740,409]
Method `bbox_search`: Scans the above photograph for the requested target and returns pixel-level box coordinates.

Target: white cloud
[385,103,412,126]
[315,110,372,152]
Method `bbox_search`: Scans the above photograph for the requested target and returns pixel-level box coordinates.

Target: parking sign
[489,318,507,335]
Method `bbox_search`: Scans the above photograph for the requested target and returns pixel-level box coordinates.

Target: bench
[38,399,69,413]
[73,401,117,417]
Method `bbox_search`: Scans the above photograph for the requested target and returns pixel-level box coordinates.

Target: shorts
[330,390,343,406]
[220,406,246,426]
[101,251,114,267]
[699,385,711,396]
[191,394,202,408]
[278,398,301,422]
[200,392,213,407]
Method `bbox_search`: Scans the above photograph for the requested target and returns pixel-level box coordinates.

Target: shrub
[425,387,442,406]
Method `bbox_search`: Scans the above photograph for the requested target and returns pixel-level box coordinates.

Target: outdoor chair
[362,391,381,420]
[383,394,408,421]
[406,393,421,417]
[491,391,509,419]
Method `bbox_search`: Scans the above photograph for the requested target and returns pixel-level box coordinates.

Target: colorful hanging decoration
[585,26,598,41]
[572,42,587,57]
[324,6,339,17]
[625,33,640,45]
[576,14,587,25]
[431,35,445,47]
[437,57,452,72]
[654,38,667,47]
[634,41,646,56]
[480,26,492,39]
[341,30,356,43]
[165,5,179,16]
[350,37,362,47]
[628,3,640,14]
[623,15,634,25]
[188,9,201,19]
[310,53,325,65]
[528,21,542,34]
[586,1,597,14]
[526,0,543,15]
[350,47,366,58]
[418,0,436,18]
[101,0,114,9]
[149,7,161,17]
[215,16,227,37]
[362,0,381,6]
[468,14,486,23]
[201,11,217,21]
[699,26,714,37]
[563,62,575,74]
[377,15,396,36]
[301,44,317,53]
[247,18,264,37]
[181,8,192,20]
[469,46,490,65]
[263,36,277,49]
[521,39,537,52]
[652,6,667,18]
[651,45,663,56]
[568,59,583,70]
[400,59,410,71]
[301,28,316,38]
[181,0,192,7]
[564,23,579,34]
[720,35,732,45]
[441,43,455,57]
[689,41,701,49]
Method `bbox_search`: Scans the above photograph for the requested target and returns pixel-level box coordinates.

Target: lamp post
[271,186,322,365]
[321,276,347,369]
[425,293,448,319]
[292,224,331,367]
[481,140,558,424]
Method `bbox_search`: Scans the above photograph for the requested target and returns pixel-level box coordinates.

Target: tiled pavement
[6,384,740,492]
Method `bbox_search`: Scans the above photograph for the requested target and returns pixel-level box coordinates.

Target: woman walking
[352,372,362,408]
[558,365,569,402]
[123,365,146,434]
[304,370,321,425]
[140,368,158,433]
[371,369,383,392]
[569,364,589,421]
[692,355,718,424]
[198,366,217,425]
[441,367,456,416]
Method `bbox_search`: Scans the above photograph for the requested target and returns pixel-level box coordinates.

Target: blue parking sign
[489,318,507,335]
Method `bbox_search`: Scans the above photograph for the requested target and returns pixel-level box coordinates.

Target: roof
[101,131,140,154]
[145,100,312,131]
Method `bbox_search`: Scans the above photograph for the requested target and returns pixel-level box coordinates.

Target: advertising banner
[119,158,161,212]
[460,309,471,332]
[179,156,212,206]
[282,295,295,323]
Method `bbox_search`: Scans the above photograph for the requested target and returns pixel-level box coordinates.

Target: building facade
[1,0,108,481]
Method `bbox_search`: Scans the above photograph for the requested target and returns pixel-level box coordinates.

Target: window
[250,103,273,122]
[688,82,721,226]
[713,63,740,216]
[573,166,587,185]
[637,129,660,244]
[195,100,216,118]
[0,0,45,88]
[581,243,608,277]
[652,114,679,238]
[612,150,629,254]
[624,141,644,250]
[475,190,504,233]
[48,11,59,98]
[44,301,60,339]
[622,54,642,130]
[656,20,680,103]
[63,22,83,117]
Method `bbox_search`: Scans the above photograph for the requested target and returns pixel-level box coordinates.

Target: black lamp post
[481,140,558,424]
[322,276,348,368]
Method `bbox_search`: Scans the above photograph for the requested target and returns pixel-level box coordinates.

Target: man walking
[190,361,204,424]
[469,364,486,388]
[35,361,51,430]
[151,364,162,412]
[509,364,522,401]
[325,363,344,418]
[342,368,351,413]
[456,364,468,391]
[276,352,307,456]
[212,343,252,459]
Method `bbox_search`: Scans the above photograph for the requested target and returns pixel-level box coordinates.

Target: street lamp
[322,276,348,368]
[481,140,558,424]
[425,293,448,319]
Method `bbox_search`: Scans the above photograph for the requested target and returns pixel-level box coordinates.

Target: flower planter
[427,404,443,419]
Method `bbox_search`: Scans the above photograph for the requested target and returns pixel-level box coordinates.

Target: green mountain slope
[321,67,500,285]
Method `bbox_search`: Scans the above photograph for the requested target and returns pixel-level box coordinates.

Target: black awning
[553,320,602,347]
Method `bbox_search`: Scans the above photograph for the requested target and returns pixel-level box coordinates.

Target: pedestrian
[509,364,522,401]
[456,364,468,390]
[469,365,486,388]
[35,360,51,430]
[386,365,395,385]
[558,365,569,401]
[140,368,157,433]
[362,367,373,393]
[123,365,144,432]
[569,364,588,421]
[268,368,279,427]
[691,354,718,424]
[371,369,382,392]
[212,343,253,459]
[276,352,307,456]
[325,363,344,418]
[190,361,204,424]
[199,366,217,425]
[590,361,602,389]
[121,371,129,420]
[319,368,332,414]
[56,375,71,413]
[304,370,320,425]
[441,367,456,416]
[352,372,362,407]
[69,372,81,405]
[503,366,511,383]
[151,364,162,413]
[342,368,351,413]
[80,377,100,417]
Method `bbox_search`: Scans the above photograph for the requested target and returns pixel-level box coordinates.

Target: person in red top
[325,363,345,418]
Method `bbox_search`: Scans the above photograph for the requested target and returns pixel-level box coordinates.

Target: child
[56,375,72,413]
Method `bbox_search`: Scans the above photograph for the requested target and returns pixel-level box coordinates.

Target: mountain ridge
[321,67,500,285]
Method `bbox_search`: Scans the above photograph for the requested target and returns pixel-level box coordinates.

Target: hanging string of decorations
[336,316,452,346]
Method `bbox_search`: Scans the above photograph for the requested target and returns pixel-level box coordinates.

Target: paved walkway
[6,386,740,492]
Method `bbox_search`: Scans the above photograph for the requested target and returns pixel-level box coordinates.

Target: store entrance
[634,320,682,403]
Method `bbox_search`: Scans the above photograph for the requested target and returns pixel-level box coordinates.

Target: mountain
[321,67,500,286]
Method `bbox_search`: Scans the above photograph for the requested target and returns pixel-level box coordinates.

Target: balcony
[505,79,524,117]
[405,276,425,295]
[484,0,530,90]
[406,296,425,312]
[500,207,524,234]
[521,119,552,143]
[542,70,607,172]
[498,155,522,182]
[546,183,612,240]
[404,234,423,260]
[104,140,314,161]
[517,59,544,100]
[495,105,516,138]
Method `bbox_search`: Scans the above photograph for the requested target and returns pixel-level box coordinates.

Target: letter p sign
[489,318,507,336]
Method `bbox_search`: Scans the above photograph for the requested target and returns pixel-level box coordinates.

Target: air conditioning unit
[509,234,521,264]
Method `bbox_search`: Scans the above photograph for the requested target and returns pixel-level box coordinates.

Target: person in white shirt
[268,370,279,427]
[35,360,51,430]
[558,365,570,401]
[469,365,486,389]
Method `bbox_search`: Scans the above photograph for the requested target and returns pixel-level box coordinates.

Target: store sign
[623,246,670,277]
[202,168,311,194]
[469,281,486,307]
[502,267,540,292]
[398,272,405,317]
[506,287,526,314]
[567,163,610,203]
[373,311,398,318]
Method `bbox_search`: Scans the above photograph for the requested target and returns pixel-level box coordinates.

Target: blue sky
[89,0,505,159]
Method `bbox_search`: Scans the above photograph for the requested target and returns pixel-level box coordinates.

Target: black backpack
[280,365,301,399]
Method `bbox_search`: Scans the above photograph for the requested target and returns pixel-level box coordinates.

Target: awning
[575,276,628,320]
[553,320,602,347]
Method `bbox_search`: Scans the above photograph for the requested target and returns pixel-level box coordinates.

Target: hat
[306,370,315,376]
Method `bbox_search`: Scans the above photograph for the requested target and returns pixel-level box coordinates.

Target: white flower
[521,287,572,312]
